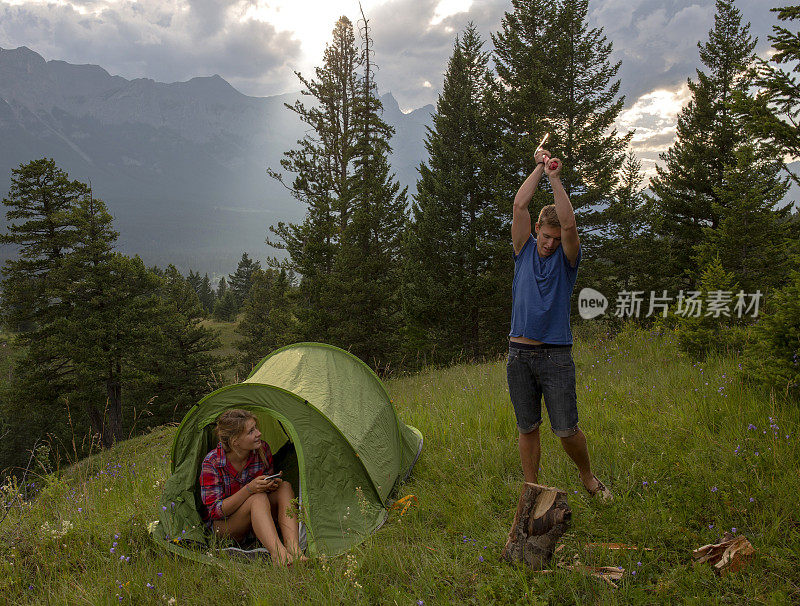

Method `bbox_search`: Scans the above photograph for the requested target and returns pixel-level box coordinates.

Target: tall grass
[0,327,798,604]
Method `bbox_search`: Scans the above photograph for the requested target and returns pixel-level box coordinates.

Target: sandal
[584,474,613,501]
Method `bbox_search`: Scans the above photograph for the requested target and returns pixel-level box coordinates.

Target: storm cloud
[0,0,303,94]
[0,0,783,171]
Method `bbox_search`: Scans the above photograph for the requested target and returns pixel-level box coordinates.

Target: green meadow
[1,325,798,605]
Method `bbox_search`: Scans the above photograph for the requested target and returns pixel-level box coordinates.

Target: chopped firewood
[692,533,755,575]
[586,542,654,551]
[501,483,571,570]
[537,563,625,588]
[560,563,625,588]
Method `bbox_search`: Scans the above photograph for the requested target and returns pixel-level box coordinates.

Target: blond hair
[215,409,268,467]
[537,204,561,228]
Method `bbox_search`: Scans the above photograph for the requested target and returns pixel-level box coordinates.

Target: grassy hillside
[1,326,798,604]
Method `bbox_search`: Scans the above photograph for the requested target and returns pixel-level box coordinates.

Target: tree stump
[501,482,572,569]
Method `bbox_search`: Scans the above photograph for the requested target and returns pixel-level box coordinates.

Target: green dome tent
[151,342,423,560]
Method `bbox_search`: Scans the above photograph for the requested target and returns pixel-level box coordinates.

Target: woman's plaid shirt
[199,442,274,521]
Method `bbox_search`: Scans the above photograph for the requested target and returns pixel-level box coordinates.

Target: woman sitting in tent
[199,409,305,565]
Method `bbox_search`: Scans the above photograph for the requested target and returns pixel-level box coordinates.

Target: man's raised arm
[512,148,549,255]
[544,158,580,266]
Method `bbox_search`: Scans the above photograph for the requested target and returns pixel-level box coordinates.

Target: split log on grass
[692,533,755,575]
[501,482,571,569]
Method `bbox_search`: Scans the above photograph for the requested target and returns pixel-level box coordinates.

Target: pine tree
[403,24,508,363]
[325,8,408,368]
[268,16,361,342]
[228,252,261,310]
[493,0,630,243]
[693,145,794,294]
[213,290,237,322]
[217,276,228,300]
[236,268,298,374]
[743,5,800,181]
[674,255,741,359]
[268,14,409,369]
[146,265,222,423]
[198,273,216,313]
[649,0,757,289]
[742,267,800,396]
[492,0,555,180]
[48,191,160,447]
[186,269,202,295]
[591,152,665,297]
[0,158,84,334]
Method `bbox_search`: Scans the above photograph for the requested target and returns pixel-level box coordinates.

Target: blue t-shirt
[509,234,581,344]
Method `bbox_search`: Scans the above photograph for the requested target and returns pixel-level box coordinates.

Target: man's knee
[558,427,583,443]
[519,424,541,440]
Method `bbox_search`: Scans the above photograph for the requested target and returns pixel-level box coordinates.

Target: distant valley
[0,46,433,275]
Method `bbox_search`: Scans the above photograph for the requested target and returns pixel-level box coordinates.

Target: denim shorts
[506,343,579,437]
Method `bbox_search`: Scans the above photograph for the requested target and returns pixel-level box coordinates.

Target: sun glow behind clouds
[431,0,473,25]
[618,85,690,145]
[241,0,386,69]
[240,0,473,66]
[615,85,691,179]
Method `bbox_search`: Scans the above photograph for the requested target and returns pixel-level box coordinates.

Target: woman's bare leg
[269,482,305,561]
[213,492,291,565]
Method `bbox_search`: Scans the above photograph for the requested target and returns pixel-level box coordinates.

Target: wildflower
[479,556,484,563]
[749,497,755,503]
[731,528,737,533]
[637,561,642,566]
[157,573,163,577]
[711,486,717,493]
[747,424,756,431]
[632,570,637,576]
[708,524,714,529]
[417,601,424,606]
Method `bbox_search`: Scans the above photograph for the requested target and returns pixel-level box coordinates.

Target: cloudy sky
[0,0,783,175]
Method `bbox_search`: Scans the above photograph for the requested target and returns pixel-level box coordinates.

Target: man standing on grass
[507,145,612,500]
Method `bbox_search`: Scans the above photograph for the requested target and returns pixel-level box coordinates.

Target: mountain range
[0,46,434,275]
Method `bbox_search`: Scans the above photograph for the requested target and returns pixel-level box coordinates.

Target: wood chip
[586,542,653,551]
[692,534,755,575]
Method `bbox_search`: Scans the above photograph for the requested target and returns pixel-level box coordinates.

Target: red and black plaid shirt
[199,442,274,521]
